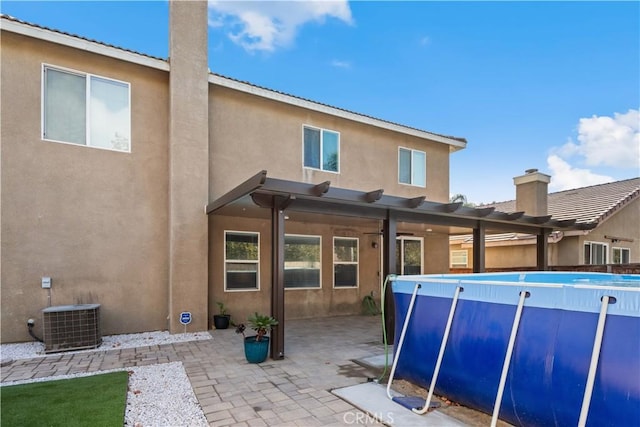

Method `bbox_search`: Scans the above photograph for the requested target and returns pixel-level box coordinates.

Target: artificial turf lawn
[1,371,128,427]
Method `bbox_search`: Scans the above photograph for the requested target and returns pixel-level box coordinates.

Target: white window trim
[302,124,340,174]
[285,233,322,290]
[451,250,468,268]
[397,236,424,274]
[224,230,260,292]
[333,237,359,289]
[584,241,608,265]
[612,246,630,264]
[41,63,132,153]
[398,146,426,188]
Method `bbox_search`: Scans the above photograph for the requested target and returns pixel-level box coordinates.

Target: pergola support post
[537,230,549,271]
[270,196,286,360]
[473,223,486,273]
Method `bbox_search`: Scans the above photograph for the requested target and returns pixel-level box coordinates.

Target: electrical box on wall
[42,277,51,289]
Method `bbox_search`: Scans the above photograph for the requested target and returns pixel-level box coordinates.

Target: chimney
[513,169,550,216]
[167,0,209,333]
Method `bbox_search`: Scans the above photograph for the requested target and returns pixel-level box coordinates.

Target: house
[0,3,596,354]
[450,173,640,270]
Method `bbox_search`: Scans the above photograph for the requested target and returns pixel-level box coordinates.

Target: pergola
[206,170,596,360]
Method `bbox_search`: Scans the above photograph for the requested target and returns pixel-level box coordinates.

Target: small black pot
[213,314,231,329]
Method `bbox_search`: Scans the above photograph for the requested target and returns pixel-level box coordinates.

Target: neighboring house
[0,4,596,351]
[450,177,640,269]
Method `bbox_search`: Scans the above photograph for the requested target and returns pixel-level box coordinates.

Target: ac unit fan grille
[43,304,102,353]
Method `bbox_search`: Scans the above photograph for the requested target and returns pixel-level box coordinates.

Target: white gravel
[0,330,212,360]
[1,332,211,427]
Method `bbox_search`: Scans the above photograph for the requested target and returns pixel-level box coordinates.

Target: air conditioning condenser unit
[43,304,102,353]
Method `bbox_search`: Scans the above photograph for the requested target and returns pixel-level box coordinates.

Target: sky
[3,1,639,205]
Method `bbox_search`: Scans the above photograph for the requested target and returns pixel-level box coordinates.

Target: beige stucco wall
[484,243,542,268]
[1,32,171,342]
[575,198,640,263]
[209,214,451,325]
[209,215,384,324]
[555,201,640,266]
[556,236,581,265]
[208,85,451,203]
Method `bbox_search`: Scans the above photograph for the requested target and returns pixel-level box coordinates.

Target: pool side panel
[392,274,640,427]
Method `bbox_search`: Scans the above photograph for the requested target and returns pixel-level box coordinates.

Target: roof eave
[1,15,169,72]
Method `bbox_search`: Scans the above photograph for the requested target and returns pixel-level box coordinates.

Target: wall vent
[43,304,102,353]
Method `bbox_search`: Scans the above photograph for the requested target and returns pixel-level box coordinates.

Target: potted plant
[213,301,231,330]
[236,312,278,363]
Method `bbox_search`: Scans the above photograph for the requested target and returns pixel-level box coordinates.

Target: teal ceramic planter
[244,336,269,363]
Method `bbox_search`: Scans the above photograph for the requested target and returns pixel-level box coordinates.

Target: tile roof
[482,177,640,225]
[1,13,467,147]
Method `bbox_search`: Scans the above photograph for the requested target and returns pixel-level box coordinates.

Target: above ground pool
[391,272,640,427]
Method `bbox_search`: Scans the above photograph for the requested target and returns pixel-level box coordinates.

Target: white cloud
[547,155,613,191]
[576,109,639,167]
[547,109,639,191]
[419,36,431,46]
[330,59,351,69]
[208,0,353,52]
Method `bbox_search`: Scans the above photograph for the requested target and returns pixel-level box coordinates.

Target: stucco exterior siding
[577,198,640,263]
[1,32,171,342]
[208,213,454,324]
[208,85,451,202]
[209,215,383,325]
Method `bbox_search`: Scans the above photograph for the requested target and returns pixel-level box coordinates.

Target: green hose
[377,274,396,383]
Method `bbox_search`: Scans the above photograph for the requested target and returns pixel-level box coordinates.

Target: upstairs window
[303,126,339,172]
[398,147,426,187]
[612,247,630,264]
[584,241,608,265]
[43,65,131,152]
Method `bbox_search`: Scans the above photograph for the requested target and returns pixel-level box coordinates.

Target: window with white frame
[584,241,608,265]
[451,250,468,268]
[285,234,321,289]
[42,65,131,152]
[398,147,426,187]
[396,237,423,275]
[612,247,630,264]
[303,126,339,172]
[334,237,358,288]
[225,231,259,291]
